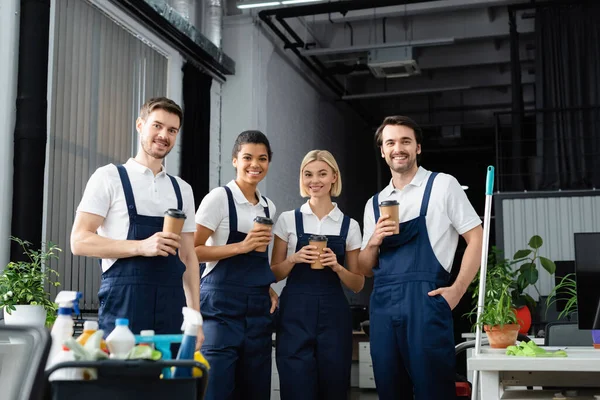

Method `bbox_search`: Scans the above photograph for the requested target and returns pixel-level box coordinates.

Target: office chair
[0,325,51,400]
[544,321,592,347]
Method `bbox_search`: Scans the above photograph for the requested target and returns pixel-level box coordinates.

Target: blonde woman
[271,150,364,400]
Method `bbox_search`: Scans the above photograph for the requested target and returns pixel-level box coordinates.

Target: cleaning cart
[45,359,209,400]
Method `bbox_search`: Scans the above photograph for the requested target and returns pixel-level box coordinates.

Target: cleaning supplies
[76,321,108,352]
[172,307,204,378]
[106,318,135,359]
[47,291,82,369]
[139,329,156,349]
[48,346,83,381]
[192,351,210,378]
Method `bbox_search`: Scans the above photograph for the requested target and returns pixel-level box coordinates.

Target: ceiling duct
[367,47,420,79]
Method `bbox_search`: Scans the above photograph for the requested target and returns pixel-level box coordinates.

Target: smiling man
[358,115,482,399]
[70,97,203,346]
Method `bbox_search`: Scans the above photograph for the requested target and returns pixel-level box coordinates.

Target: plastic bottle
[48,346,84,381]
[139,329,156,349]
[46,291,82,370]
[76,321,108,352]
[106,318,135,359]
[172,307,204,378]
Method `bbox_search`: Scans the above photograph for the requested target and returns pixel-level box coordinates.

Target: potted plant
[509,235,556,334]
[467,248,519,348]
[0,237,61,327]
[477,283,520,348]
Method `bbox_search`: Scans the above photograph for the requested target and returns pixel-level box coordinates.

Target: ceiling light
[237,1,281,9]
[281,0,323,4]
[461,185,469,190]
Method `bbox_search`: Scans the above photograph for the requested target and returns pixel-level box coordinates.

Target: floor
[349,388,379,399]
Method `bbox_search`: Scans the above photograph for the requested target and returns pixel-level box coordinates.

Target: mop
[471,166,495,400]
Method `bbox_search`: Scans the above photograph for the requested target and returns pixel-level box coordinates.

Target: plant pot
[514,306,532,335]
[484,324,520,348]
[3,305,47,327]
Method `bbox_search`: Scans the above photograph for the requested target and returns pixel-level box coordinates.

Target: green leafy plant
[476,283,518,328]
[467,238,556,330]
[469,246,515,308]
[0,237,61,326]
[545,273,577,321]
[510,235,556,311]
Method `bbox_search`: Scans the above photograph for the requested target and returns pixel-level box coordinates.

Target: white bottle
[48,347,83,381]
[46,291,82,370]
[106,318,135,359]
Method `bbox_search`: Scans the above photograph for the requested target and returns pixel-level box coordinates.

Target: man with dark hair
[358,115,482,399]
[71,97,203,345]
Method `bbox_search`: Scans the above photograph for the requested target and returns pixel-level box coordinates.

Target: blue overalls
[200,186,276,400]
[98,165,187,336]
[369,172,456,399]
[276,209,353,400]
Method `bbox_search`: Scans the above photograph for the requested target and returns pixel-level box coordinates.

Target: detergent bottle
[106,318,135,359]
[46,291,82,369]
[76,320,108,352]
[48,346,83,381]
[172,307,204,378]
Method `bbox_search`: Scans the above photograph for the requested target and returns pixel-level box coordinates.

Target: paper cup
[253,216,274,252]
[379,200,400,234]
[163,209,186,235]
[308,235,328,270]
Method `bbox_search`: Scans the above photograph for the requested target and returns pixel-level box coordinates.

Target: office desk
[468,347,600,400]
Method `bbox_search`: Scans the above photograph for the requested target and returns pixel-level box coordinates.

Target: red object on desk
[514,306,531,335]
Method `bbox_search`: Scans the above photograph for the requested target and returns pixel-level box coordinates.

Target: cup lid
[308,234,328,242]
[164,208,186,219]
[379,200,399,207]
[254,216,274,225]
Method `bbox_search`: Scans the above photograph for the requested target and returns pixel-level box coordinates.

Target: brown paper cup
[309,235,328,270]
[379,202,400,234]
[254,216,274,252]
[163,209,186,235]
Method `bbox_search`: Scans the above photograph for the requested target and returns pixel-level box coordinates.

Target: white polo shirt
[273,202,362,259]
[361,166,481,272]
[76,158,196,272]
[195,180,276,278]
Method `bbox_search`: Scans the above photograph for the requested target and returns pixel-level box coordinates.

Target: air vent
[367,47,421,78]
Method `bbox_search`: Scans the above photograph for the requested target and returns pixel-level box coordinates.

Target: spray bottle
[46,291,82,370]
[172,307,204,378]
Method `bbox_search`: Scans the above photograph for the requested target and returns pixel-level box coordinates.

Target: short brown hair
[139,97,183,126]
[374,115,422,147]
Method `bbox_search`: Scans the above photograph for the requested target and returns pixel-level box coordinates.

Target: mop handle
[472,166,495,400]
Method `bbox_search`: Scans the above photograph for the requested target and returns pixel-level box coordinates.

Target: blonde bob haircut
[299,150,342,198]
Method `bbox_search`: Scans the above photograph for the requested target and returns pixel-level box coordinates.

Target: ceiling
[257,0,537,128]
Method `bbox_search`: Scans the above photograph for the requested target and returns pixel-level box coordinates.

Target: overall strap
[372,193,380,221]
[419,172,439,217]
[294,208,304,236]
[339,214,351,239]
[116,165,137,219]
[223,186,238,232]
[167,175,183,210]
[262,196,270,218]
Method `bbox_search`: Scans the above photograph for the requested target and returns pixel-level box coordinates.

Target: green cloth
[505,341,567,357]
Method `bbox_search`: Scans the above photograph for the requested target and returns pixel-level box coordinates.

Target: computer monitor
[574,232,600,330]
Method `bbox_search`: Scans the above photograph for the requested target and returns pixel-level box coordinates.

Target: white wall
[0,0,20,271]
[221,16,376,297]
